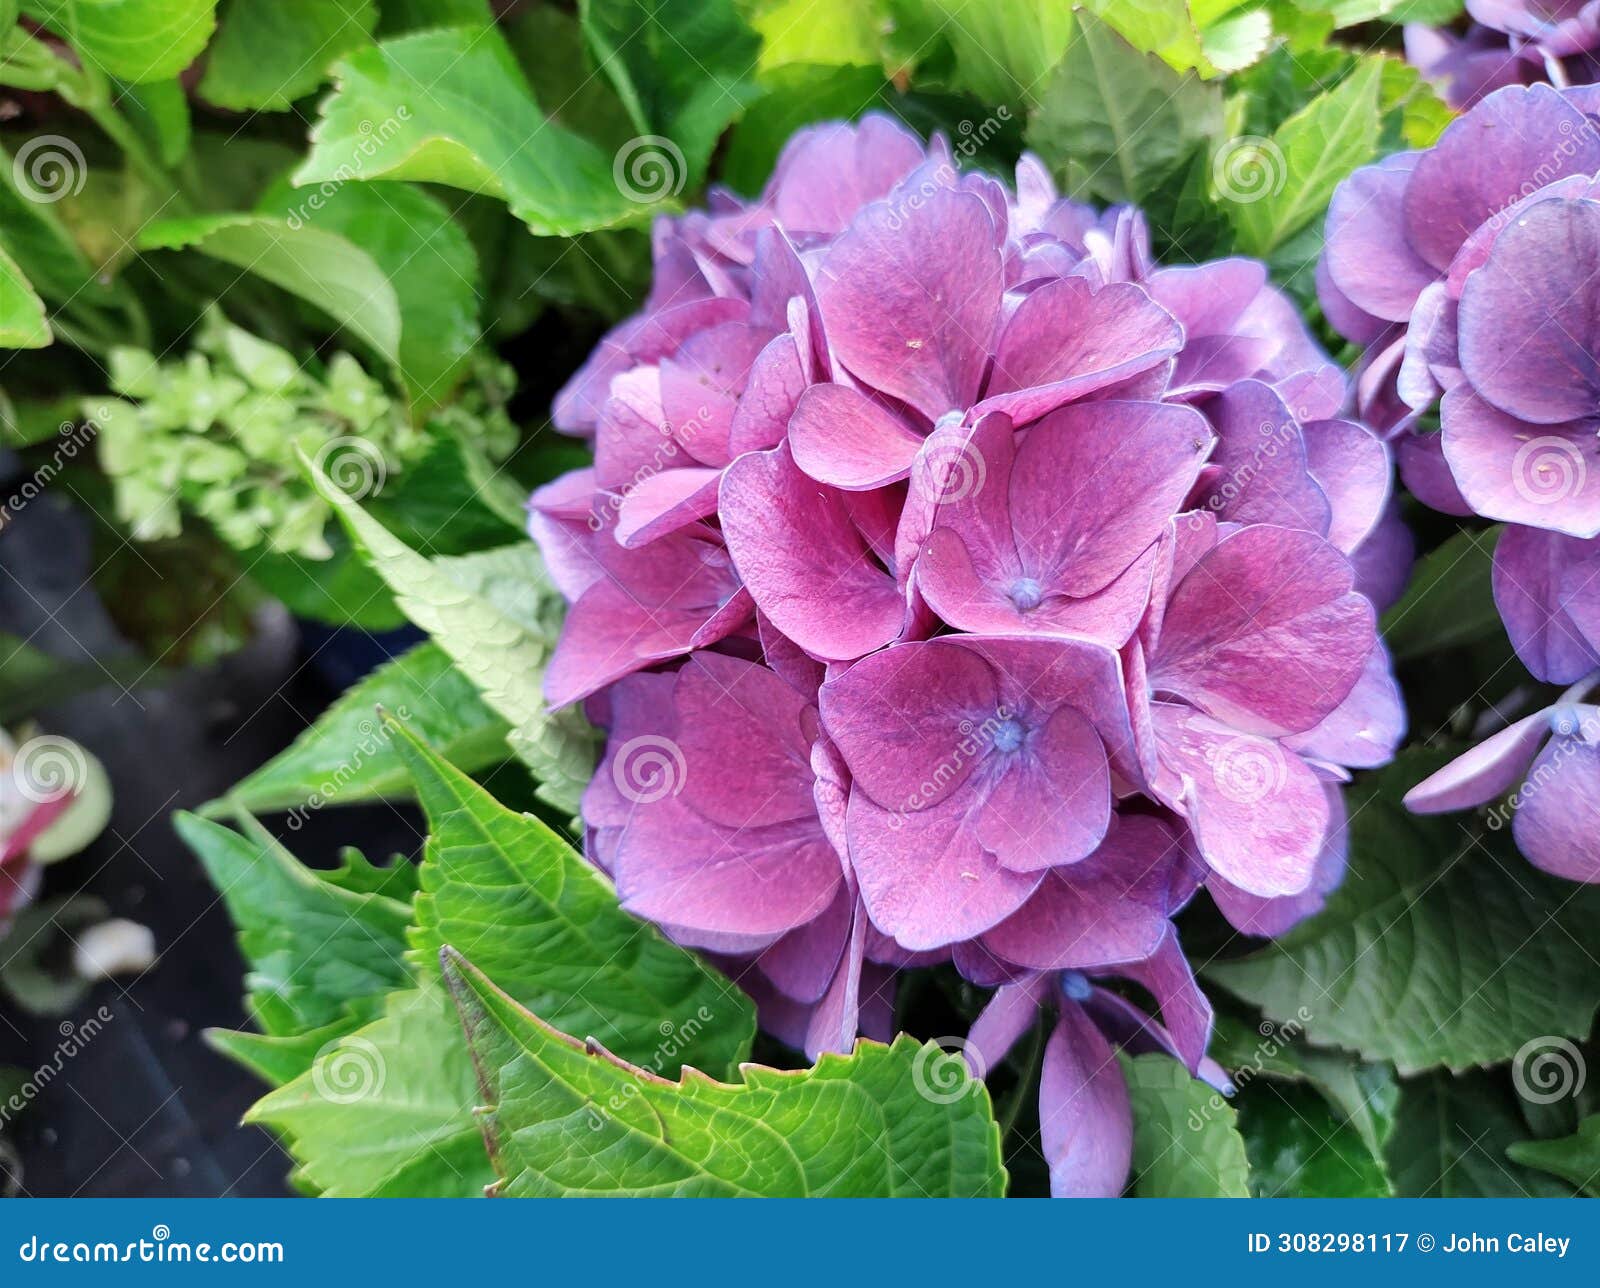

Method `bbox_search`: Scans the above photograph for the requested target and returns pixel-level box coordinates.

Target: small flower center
[992,717,1026,754]
[1006,576,1044,612]
[1060,970,1093,1001]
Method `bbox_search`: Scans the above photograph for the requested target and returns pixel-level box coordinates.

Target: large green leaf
[1387,1071,1577,1197]
[245,723,759,1198]
[1124,1053,1251,1197]
[24,0,217,82]
[256,179,480,407]
[1208,752,1600,1073]
[1237,1081,1390,1197]
[1381,523,1504,661]
[212,641,509,817]
[175,811,413,1042]
[248,982,495,1196]
[1227,57,1382,256]
[296,27,643,236]
[1083,0,1271,77]
[749,0,882,72]
[394,716,755,1077]
[306,451,597,815]
[139,215,401,368]
[1026,11,1223,204]
[199,0,376,111]
[1508,1116,1600,1196]
[443,948,1007,1197]
[0,242,49,348]
[906,0,1072,106]
[579,0,762,185]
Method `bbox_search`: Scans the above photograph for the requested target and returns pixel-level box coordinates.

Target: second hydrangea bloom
[532,116,1405,1195]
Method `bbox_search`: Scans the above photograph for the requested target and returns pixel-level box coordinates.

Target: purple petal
[816,188,1002,421]
[788,382,924,489]
[720,444,905,661]
[1494,524,1600,682]
[1039,1003,1133,1198]
[1324,153,1435,322]
[1404,709,1551,812]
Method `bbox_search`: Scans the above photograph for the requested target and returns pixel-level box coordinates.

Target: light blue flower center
[1060,970,1093,1001]
[934,409,965,431]
[992,717,1026,754]
[1007,576,1044,612]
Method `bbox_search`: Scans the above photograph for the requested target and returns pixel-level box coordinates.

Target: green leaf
[1208,751,1600,1074]
[205,1019,357,1090]
[0,632,117,720]
[174,811,413,1043]
[443,948,1007,1197]
[1237,1081,1390,1197]
[579,0,762,185]
[906,0,1072,106]
[1387,1070,1577,1197]
[1381,523,1504,661]
[200,0,376,111]
[119,77,191,165]
[306,451,597,815]
[748,0,883,71]
[393,715,755,1077]
[23,0,217,82]
[248,982,496,1197]
[376,0,489,32]
[1508,1116,1600,1196]
[1027,11,1223,204]
[256,179,480,407]
[244,531,406,631]
[1227,57,1381,256]
[366,427,524,554]
[296,27,643,236]
[1124,1053,1252,1197]
[1084,0,1270,77]
[139,215,401,369]
[0,242,49,348]
[213,641,509,817]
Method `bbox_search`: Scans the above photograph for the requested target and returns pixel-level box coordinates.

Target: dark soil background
[0,486,425,1197]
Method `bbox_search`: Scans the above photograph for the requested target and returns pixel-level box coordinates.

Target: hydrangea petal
[1039,1003,1133,1199]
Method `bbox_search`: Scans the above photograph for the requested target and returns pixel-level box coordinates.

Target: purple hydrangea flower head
[1320,83,1600,882]
[532,115,1405,1186]
[1406,2,1600,109]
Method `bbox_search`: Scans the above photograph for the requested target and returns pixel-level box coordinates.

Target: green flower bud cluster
[91,310,437,560]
